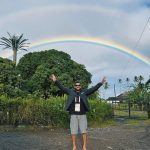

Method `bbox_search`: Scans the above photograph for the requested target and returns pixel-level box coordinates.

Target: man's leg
[70,115,78,150]
[79,115,87,150]
[71,134,77,150]
[82,133,87,150]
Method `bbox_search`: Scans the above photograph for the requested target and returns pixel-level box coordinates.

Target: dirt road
[0,124,150,150]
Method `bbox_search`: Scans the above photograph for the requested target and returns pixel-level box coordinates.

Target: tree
[0,57,25,98]
[17,49,92,98]
[103,82,109,99]
[118,78,122,94]
[128,76,149,113]
[126,77,130,90]
[0,32,29,65]
[104,82,109,90]
[134,76,139,83]
[139,75,144,84]
[145,78,150,118]
[145,79,150,89]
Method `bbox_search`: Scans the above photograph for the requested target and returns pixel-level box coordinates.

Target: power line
[120,16,150,78]
[134,17,150,49]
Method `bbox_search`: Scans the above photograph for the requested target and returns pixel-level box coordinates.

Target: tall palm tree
[134,76,138,83]
[103,82,109,99]
[144,78,150,118]
[145,79,150,89]
[126,77,130,91]
[104,82,109,90]
[0,32,29,65]
[138,75,144,84]
[118,78,122,94]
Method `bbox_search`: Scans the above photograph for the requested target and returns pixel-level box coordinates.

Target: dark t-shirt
[69,91,86,115]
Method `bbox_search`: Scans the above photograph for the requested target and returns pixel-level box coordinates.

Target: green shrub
[0,96,113,127]
[88,100,113,122]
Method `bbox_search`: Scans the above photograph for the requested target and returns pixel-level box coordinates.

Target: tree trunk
[128,100,131,118]
[147,103,150,119]
[138,104,142,111]
[148,111,150,119]
[8,104,13,124]
[13,49,17,65]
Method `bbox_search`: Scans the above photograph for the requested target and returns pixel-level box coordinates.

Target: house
[107,92,129,104]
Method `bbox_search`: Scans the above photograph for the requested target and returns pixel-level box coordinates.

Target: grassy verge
[115,110,147,118]
[88,119,116,128]
[114,110,150,125]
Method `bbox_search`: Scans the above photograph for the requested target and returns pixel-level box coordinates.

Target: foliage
[88,90,100,100]
[0,96,113,127]
[87,100,113,122]
[0,57,26,98]
[17,49,92,98]
[118,75,150,118]
[118,75,150,106]
[127,78,149,106]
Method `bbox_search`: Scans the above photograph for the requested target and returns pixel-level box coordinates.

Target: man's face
[74,83,81,91]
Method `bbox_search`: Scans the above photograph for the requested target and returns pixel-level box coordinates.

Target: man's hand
[50,74,57,82]
[100,77,106,85]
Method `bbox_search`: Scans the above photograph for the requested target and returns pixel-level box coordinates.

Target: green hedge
[0,96,113,127]
[87,100,113,122]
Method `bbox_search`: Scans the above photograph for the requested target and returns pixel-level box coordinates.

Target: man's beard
[75,89,81,92]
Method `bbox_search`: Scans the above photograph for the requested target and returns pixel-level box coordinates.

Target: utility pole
[114,84,117,97]
[114,84,117,107]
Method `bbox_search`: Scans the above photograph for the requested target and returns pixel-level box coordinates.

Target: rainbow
[0,36,150,66]
[30,36,150,66]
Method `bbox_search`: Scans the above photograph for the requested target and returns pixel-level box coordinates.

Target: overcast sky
[0,0,150,98]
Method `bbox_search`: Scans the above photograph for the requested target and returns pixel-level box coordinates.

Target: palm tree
[126,77,130,91]
[0,32,29,65]
[118,78,122,94]
[103,82,109,99]
[134,76,138,83]
[145,79,150,89]
[104,82,109,91]
[145,78,150,118]
[138,75,144,84]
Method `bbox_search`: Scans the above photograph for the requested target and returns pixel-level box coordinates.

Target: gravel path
[0,124,150,150]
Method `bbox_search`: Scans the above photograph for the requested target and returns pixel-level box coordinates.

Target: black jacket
[55,80,102,112]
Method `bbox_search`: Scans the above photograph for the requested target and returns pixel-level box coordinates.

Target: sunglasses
[75,84,81,87]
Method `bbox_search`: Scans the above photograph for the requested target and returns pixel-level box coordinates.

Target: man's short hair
[74,80,81,84]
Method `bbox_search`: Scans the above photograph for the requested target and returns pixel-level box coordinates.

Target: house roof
[107,92,129,101]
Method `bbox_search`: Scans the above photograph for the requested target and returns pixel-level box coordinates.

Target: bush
[0,96,113,127]
[88,100,113,122]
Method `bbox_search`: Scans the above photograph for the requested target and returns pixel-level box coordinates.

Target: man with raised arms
[51,74,106,150]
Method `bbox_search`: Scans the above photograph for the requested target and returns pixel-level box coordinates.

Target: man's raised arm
[50,74,70,94]
[85,77,106,95]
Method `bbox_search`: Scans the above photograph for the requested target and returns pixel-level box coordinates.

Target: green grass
[88,119,116,128]
[125,119,142,124]
[125,119,150,125]
[114,110,147,118]
[114,109,150,125]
